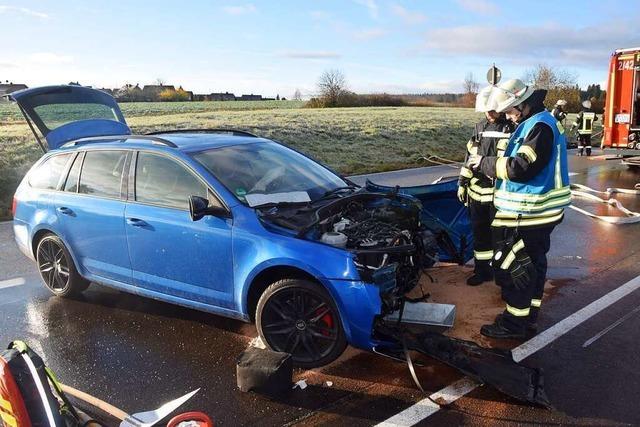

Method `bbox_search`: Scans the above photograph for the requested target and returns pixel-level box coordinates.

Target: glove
[466,154,483,170]
[509,252,536,291]
[457,185,467,204]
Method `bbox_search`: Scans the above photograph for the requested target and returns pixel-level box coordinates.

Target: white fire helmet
[489,79,535,113]
[555,99,567,106]
[582,100,592,109]
[475,85,498,112]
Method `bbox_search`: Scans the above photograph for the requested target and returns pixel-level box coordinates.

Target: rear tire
[36,233,90,297]
[256,279,347,368]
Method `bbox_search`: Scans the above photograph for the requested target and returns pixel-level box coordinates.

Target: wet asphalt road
[2,149,640,426]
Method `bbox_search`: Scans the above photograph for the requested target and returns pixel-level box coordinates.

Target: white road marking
[376,378,478,427]
[0,277,25,290]
[569,172,580,176]
[582,304,640,348]
[377,273,640,426]
[512,274,640,361]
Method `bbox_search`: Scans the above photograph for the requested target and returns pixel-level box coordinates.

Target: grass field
[0,100,597,220]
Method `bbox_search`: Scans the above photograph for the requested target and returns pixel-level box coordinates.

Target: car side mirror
[188,195,230,221]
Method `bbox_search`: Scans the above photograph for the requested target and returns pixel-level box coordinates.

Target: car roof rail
[62,134,178,148]
[146,128,259,138]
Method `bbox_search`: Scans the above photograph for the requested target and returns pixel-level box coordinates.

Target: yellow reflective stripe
[497,138,509,150]
[0,396,12,414]
[556,121,565,134]
[467,189,494,203]
[506,304,530,317]
[469,184,494,195]
[500,239,524,270]
[494,186,570,202]
[494,194,572,213]
[496,157,509,180]
[531,299,542,308]
[494,208,563,219]
[492,211,564,227]
[517,145,537,163]
[0,409,17,427]
[460,167,473,178]
[467,140,478,155]
[555,147,562,189]
[474,250,494,261]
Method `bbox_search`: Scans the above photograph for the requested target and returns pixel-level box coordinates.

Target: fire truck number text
[618,60,635,71]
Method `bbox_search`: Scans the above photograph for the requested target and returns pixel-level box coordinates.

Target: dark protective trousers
[492,225,555,331]
[468,199,495,275]
[578,134,592,156]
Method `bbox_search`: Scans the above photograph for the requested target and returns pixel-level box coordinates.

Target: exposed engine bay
[256,190,440,314]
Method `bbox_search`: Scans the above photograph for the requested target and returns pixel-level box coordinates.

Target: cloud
[28,52,73,65]
[455,0,499,15]
[353,28,387,41]
[352,0,379,19]
[422,22,639,67]
[0,5,49,19]
[279,50,341,59]
[222,4,256,15]
[390,4,426,25]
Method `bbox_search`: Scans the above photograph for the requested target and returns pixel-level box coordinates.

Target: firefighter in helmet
[571,100,598,156]
[458,86,514,286]
[551,99,567,125]
[466,79,571,339]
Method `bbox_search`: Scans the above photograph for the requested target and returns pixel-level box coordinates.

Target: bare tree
[293,88,302,101]
[318,69,347,107]
[463,72,480,95]
[523,64,577,90]
[155,77,165,86]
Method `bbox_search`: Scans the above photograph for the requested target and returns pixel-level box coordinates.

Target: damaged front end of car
[256,185,551,408]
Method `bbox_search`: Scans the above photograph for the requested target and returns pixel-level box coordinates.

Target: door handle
[126,218,148,227]
[57,207,74,216]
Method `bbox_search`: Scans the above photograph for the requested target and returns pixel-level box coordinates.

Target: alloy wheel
[261,288,340,364]
[37,239,70,292]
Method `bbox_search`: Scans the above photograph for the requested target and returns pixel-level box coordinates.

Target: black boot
[466,269,493,286]
[481,314,526,340]
[495,313,537,334]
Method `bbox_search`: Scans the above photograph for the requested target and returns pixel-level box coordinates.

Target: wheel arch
[31,228,83,274]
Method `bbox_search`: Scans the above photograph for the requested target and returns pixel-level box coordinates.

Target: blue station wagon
[11,85,451,367]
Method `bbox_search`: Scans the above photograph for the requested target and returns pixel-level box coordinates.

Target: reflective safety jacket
[573,109,598,135]
[458,118,513,204]
[491,111,571,227]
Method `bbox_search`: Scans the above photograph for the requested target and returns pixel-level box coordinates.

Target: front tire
[256,279,347,368]
[36,234,89,297]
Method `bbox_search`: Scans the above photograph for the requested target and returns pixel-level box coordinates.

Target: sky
[1,0,639,98]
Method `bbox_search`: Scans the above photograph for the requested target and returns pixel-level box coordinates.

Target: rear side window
[63,153,83,192]
[29,153,72,190]
[135,152,207,209]
[79,151,127,199]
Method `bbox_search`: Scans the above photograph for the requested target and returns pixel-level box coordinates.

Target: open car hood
[9,85,130,151]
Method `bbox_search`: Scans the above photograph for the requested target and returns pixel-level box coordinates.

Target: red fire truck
[603,47,640,154]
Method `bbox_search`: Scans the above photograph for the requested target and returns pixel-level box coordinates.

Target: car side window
[135,152,207,210]
[79,151,127,199]
[29,153,72,190]
[63,153,83,192]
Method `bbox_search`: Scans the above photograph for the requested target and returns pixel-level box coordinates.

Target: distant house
[209,92,236,101]
[237,94,262,101]
[142,84,175,101]
[184,90,194,101]
[0,83,28,97]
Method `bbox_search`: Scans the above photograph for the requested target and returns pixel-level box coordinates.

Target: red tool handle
[166,411,214,427]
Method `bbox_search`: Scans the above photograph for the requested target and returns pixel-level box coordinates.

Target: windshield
[192,142,348,206]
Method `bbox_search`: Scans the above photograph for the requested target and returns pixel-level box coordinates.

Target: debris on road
[237,347,293,396]
[293,379,308,390]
